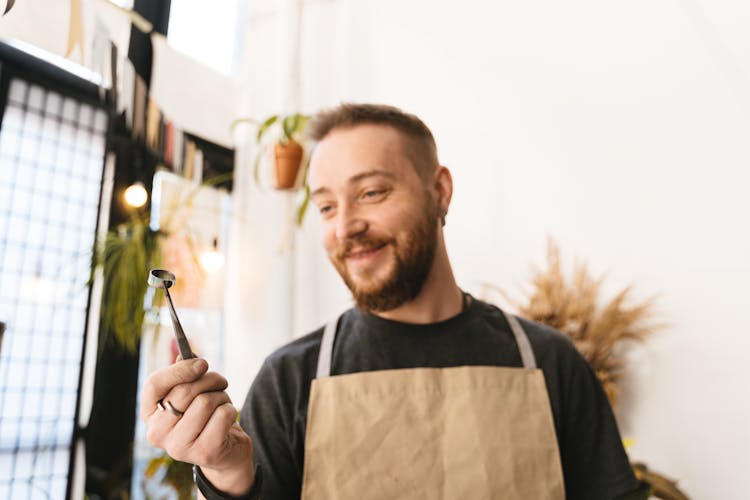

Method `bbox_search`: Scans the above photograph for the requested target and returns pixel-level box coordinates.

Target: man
[141,103,638,499]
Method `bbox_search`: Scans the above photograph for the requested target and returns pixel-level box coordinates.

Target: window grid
[0,77,106,500]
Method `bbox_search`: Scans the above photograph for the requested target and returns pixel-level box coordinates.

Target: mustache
[335,236,395,261]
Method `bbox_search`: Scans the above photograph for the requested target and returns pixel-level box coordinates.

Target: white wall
[229,1,750,497]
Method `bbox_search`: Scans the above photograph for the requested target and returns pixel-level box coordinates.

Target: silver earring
[440,207,447,226]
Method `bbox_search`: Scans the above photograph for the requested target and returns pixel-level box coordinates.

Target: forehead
[308,124,417,191]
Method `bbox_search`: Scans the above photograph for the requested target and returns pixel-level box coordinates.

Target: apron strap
[315,308,537,377]
[316,318,338,378]
[502,311,537,369]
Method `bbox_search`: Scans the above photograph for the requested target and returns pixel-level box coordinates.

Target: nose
[335,205,368,241]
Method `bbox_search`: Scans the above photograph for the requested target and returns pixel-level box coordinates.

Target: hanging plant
[91,171,235,353]
[233,112,312,226]
[93,213,165,353]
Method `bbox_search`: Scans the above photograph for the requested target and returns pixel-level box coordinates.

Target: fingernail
[192,358,207,374]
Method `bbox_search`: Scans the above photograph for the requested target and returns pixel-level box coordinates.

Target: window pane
[0,77,106,500]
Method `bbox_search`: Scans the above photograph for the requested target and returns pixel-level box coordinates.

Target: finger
[164,392,231,463]
[147,389,226,450]
[145,399,183,448]
[190,402,239,467]
[171,391,232,447]
[161,371,229,415]
[140,358,208,420]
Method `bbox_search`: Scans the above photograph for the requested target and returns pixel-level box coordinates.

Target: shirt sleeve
[239,358,304,500]
[559,349,638,499]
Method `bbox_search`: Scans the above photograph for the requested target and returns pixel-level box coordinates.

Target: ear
[433,165,453,213]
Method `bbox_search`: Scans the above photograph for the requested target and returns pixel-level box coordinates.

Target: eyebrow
[311,170,397,198]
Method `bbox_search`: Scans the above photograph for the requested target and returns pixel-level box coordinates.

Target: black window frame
[0,40,110,500]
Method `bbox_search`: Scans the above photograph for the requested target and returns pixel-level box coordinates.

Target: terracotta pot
[274,140,304,190]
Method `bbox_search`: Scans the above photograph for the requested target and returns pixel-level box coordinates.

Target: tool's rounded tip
[148,269,176,288]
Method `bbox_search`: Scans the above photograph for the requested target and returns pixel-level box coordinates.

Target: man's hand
[140,358,256,496]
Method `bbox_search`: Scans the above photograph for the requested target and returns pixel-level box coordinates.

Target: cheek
[321,225,338,255]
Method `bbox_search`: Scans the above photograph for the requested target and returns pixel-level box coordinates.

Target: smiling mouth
[346,243,388,260]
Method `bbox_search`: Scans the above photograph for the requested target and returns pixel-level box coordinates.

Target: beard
[330,204,439,313]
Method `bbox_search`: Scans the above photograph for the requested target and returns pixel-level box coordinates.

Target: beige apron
[300,310,565,499]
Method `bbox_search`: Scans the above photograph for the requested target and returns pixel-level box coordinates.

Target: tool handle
[163,285,195,359]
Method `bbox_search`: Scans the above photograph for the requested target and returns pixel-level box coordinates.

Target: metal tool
[148,269,195,360]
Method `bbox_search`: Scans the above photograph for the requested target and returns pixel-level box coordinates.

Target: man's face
[309,124,440,312]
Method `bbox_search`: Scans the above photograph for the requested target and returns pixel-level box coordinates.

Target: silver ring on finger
[157,398,185,417]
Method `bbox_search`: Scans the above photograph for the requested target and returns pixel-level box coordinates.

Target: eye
[361,188,389,202]
[317,203,336,219]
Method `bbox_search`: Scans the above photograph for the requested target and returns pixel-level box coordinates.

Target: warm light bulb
[199,238,224,273]
[199,249,225,273]
[124,182,148,208]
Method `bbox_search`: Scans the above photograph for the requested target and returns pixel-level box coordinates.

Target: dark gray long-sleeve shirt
[240,298,637,499]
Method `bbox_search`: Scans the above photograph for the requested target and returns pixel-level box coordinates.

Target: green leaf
[253,149,263,187]
[296,183,311,226]
[96,213,163,353]
[201,171,234,189]
[282,113,311,141]
[296,114,310,132]
[281,114,297,140]
[295,156,312,225]
[144,454,169,477]
[256,115,278,143]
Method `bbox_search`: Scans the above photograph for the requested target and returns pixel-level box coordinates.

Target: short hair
[306,103,439,180]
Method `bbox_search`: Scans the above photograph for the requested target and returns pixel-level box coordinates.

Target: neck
[374,243,463,324]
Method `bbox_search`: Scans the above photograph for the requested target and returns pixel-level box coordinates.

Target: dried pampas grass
[482,241,689,498]
[484,239,663,408]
